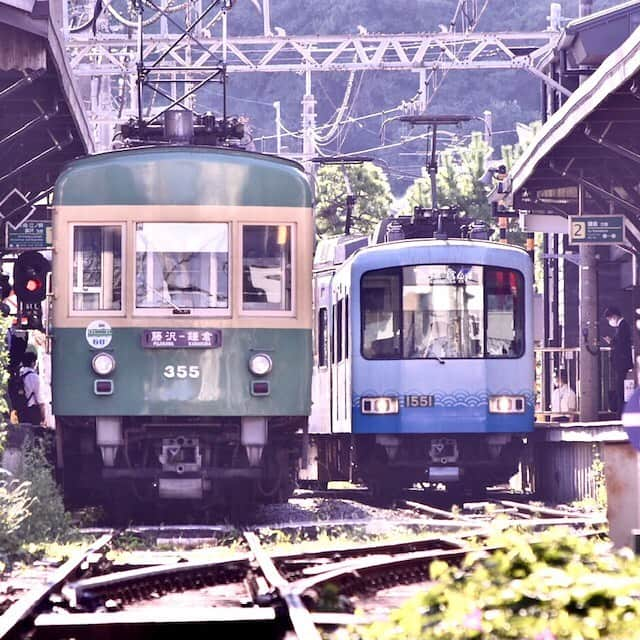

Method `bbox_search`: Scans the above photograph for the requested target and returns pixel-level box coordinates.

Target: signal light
[26,278,42,293]
[14,251,50,305]
[13,251,50,331]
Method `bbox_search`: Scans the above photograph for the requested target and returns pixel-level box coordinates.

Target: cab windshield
[135,222,229,311]
[361,264,524,359]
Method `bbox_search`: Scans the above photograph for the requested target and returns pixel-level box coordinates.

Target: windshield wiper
[153,288,188,314]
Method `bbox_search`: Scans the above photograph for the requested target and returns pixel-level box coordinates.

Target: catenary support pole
[577,0,599,421]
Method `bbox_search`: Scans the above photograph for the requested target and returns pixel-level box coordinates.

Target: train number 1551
[405,394,434,407]
[163,365,201,379]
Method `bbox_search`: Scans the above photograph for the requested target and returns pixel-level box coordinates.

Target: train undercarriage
[57,415,302,519]
[305,433,526,497]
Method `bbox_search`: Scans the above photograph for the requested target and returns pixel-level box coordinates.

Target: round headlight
[248,353,272,376]
[92,352,116,376]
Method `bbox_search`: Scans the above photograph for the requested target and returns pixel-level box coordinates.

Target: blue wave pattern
[353,389,535,409]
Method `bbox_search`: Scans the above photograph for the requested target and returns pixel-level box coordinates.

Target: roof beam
[549,160,640,218]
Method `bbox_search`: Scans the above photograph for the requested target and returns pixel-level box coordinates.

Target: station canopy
[0,0,92,231]
[508,1,640,251]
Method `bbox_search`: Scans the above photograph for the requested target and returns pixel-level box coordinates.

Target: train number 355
[163,365,201,379]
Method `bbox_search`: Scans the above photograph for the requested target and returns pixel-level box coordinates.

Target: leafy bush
[351,529,640,640]
[0,475,34,560]
[16,438,73,543]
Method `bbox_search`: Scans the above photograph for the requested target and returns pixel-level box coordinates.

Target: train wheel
[102,481,135,526]
[369,477,404,505]
[447,479,487,501]
[258,446,296,504]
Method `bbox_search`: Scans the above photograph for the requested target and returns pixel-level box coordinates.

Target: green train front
[51,146,313,507]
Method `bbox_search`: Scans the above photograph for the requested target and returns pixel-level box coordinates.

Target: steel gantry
[63,1,564,153]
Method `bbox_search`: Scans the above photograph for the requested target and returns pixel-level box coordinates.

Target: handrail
[534,345,616,421]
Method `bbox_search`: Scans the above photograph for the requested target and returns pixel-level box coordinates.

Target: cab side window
[72,225,122,312]
[242,225,293,312]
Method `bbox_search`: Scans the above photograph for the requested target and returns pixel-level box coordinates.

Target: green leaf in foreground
[347,529,640,640]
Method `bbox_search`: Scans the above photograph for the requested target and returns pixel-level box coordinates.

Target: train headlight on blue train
[361,397,399,415]
[248,353,273,376]
[92,352,116,376]
[489,395,525,414]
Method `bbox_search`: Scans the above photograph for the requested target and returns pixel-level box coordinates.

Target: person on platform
[550,369,577,421]
[603,306,633,417]
[18,351,46,427]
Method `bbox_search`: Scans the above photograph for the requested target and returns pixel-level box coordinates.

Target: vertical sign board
[569,215,625,244]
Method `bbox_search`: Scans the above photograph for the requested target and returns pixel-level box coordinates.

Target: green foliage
[0,316,12,456]
[0,477,34,560]
[350,529,640,640]
[17,439,74,543]
[402,132,492,223]
[591,450,607,511]
[314,162,393,237]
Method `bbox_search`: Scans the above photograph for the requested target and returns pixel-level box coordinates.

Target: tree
[314,162,394,237]
[402,131,493,222]
[500,121,542,171]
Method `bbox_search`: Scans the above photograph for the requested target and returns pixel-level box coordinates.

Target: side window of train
[242,224,293,312]
[135,222,229,313]
[331,303,336,364]
[72,224,123,312]
[485,268,525,358]
[318,307,328,367]
[361,268,401,359]
[336,298,344,363]
[344,296,349,359]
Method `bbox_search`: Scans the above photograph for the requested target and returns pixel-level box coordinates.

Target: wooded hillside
[213,0,622,194]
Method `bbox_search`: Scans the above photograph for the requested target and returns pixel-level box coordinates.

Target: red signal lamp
[26,279,42,293]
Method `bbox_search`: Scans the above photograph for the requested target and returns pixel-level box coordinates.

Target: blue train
[305,212,534,496]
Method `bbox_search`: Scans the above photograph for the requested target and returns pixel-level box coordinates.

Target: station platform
[534,419,627,443]
[528,418,629,507]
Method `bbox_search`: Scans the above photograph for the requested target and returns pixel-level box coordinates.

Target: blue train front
[308,221,534,495]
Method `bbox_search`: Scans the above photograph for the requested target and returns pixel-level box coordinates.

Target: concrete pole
[577,0,599,422]
[301,70,316,172]
[579,183,600,421]
[273,100,282,155]
[483,110,493,150]
[263,0,272,36]
[579,0,593,18]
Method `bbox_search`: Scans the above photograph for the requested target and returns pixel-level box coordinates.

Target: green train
[51,146,313,515]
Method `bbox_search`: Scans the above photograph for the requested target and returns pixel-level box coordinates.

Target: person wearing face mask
[603,306,633,417]
[551,369,577,422]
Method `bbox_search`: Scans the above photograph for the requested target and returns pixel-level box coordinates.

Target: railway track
[1,496,605,640]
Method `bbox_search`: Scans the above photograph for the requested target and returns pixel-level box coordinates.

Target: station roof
[508,3,640,250]
[0,0,93,230]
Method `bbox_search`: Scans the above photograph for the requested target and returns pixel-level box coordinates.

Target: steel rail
[63,553,252,609]
[244,531,322,640]
[33,607,282,639]
[64,533,468,607]
[0,532,114,640]
[289,545,477,601]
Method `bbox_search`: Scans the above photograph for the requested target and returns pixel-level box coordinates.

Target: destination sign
[569,215,624,244]
[6,221,52,249]
[142,329,222,349]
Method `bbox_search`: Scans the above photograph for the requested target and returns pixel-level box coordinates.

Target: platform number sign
[569,215,624,244]
[571,220,587,241]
